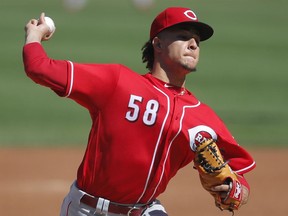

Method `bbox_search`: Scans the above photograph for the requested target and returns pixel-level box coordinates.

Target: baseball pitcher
[22,7,256,216]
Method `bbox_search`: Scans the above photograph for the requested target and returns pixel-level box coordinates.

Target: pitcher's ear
[152,37,162,51]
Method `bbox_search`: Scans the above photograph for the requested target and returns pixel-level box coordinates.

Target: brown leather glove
[194,139,245,212]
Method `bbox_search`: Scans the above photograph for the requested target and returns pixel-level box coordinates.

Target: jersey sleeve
[198,104,256,175]
[23,42,121,111]
[214,123,256,175]
[65,62,121,111]
[220,141,256,175]
[213,118,256,175]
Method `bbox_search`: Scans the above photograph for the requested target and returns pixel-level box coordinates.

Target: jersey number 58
[125,94,159,126]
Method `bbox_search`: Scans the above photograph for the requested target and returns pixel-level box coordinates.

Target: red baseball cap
[150,7,214,41]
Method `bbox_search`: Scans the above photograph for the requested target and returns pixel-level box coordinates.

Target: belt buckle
[127,206,141,216]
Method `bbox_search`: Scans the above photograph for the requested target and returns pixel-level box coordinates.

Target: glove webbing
[197,140,229,173]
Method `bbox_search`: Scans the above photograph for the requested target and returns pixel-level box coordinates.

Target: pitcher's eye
[177,35,190,41]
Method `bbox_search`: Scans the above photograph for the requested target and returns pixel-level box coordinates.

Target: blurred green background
[0,0,287,147]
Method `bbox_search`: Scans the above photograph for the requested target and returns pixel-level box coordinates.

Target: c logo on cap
[184,10,197,20]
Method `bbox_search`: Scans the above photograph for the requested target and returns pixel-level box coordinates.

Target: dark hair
[141,40,154,71]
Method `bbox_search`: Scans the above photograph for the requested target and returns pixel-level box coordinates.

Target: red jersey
[23,43,255,204]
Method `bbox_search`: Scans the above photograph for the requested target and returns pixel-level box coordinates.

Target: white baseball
[44,16,56,33]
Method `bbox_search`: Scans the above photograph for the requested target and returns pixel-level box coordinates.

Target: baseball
[44,16,56,33]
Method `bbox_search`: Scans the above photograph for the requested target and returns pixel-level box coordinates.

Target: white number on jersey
[125,94,159,126]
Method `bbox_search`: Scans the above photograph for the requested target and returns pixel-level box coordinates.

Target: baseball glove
[193,139,244,212]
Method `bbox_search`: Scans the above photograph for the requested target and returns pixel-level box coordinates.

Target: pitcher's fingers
[39,12,45,24]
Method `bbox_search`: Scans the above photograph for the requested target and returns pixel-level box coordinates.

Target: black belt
[80,194,147,216]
